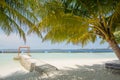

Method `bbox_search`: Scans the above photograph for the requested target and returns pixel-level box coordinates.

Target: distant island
[0,49,113,53]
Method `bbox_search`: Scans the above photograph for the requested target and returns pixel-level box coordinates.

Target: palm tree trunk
[107,39,120,60]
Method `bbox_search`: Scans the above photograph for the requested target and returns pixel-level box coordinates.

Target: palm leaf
[0,0,38,41]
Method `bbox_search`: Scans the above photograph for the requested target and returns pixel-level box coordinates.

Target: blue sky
[0,31,109,49]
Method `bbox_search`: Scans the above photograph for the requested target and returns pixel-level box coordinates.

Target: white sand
[0,59,29,78]
[43,58,116,69]
[0,58,116,77]
[0,64,28,77]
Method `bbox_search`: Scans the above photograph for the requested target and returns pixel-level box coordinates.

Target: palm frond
[0,0,38,41]
[68,31,96,47]
[114,31,120,43]
[110,2,120,32]
[30,0,120,47]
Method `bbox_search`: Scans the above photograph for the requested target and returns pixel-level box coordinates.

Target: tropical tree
[0,0,40,42]
[31,0,120,59]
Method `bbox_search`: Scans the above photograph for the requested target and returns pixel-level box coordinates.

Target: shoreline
[0,52,119,80]
[0,49,113,53]
[0,58,117,78]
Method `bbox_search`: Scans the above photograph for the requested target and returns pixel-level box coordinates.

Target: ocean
[0,52,117,77]
[0,52,117,67]
[0,49,113,53]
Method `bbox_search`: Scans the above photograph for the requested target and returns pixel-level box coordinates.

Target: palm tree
[0,0,39,42]
[32,0,120,59]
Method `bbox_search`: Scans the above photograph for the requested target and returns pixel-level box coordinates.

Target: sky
[0,31,109,49]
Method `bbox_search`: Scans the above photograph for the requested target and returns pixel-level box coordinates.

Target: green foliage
[114,31,120,43]
[29,0,120,46]
[32,0,97,46]
[0,0,39,42]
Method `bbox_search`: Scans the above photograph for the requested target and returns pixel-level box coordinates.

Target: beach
[0,53,120,80]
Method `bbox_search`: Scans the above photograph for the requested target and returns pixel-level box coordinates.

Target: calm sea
[0,52,117,66]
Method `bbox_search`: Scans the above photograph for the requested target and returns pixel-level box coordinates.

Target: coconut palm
[32,0,120,59]
[0,0,40,42]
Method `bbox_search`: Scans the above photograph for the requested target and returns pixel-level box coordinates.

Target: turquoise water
[0,52,117,66]
[32,52,117,59]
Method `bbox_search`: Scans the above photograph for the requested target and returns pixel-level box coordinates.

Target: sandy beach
[1,0,120,80]
[1,56,120,80]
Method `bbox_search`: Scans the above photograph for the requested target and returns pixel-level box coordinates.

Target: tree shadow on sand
[1,64,120,80]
